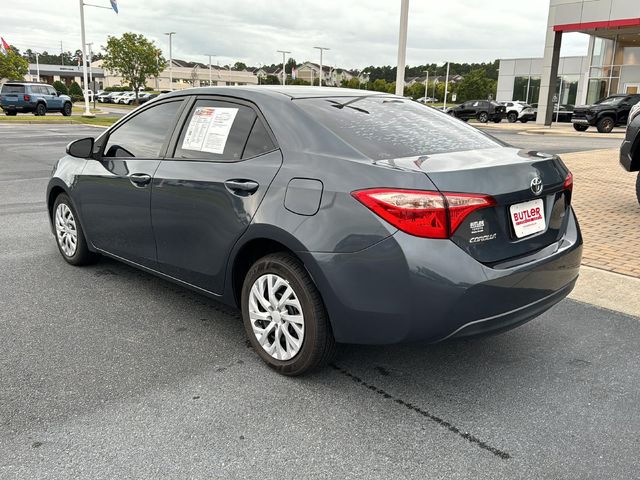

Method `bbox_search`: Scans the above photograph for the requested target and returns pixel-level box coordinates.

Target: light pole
[313,46,329,87]
[206,54,215,85]
[423,70,429,101]
[35,52,40,82]
[78,0,93,117]
[164,32,176,90]
[395,0,409,96]
[277,50,290,85]
[443,62,450,109]
[86,42,93,86]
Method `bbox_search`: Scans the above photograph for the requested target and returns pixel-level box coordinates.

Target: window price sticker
[182,107,239,154]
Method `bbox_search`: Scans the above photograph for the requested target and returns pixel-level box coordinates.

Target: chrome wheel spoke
[54,203,78,257]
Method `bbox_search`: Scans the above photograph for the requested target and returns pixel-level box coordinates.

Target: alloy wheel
[248,273,305,361]
[55,203,78,257]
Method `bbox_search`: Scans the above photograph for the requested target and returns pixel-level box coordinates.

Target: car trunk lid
[378,147,573,264]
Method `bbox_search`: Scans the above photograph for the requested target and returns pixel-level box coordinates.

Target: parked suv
[572,94,640,133]
[449,100,506,123]
[0,82,73,116]
[620,102,640,205]
[501,101,530,123]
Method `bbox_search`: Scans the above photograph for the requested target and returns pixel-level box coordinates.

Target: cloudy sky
[4,0,588,68]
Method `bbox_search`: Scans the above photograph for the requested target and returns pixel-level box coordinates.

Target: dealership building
[497,0,640,124]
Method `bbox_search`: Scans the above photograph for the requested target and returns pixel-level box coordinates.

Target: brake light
[23,95,31,102]
[351,188,495,239]
[563,172,573,191]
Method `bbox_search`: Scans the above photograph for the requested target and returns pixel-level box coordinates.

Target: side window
[34,86,46,95]
[242,118,276,159]
[103,101,183,158]
[473,101,480,107]
[47,87,58,96]
[174,99,257,161]
[627,96,640,106]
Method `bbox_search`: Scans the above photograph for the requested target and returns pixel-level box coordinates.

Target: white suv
[117,92,138,105]
[501,101,530,123]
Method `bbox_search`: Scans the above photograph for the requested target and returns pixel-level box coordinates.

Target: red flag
[0,37,10,55]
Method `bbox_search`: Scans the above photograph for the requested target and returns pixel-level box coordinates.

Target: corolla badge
[530,176,543,196]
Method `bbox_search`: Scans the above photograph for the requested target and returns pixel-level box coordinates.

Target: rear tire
[61,102,72,116]
[596,117,615,133]
[636,172,640,207]
[35,103,46,116]
[520,119,529,124]
[507,112,518,123]
[477,112,489,123]
[241,252,336,376]
[52,193,99,266]
[573,124,589,132]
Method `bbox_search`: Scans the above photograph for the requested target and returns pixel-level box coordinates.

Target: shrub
[52,81,68,96]
[69,81,83,97]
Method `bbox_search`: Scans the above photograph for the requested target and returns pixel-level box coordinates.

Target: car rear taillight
[351,188,495,239]
[563,172,573,192]
[23,95,31,101]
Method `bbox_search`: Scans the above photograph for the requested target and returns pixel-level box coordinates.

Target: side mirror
[66,137,95,158]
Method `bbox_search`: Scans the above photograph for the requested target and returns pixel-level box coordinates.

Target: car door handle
[129,173,152,187]
[224,179,259,196]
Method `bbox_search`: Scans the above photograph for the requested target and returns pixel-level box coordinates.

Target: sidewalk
[561,148,640,278]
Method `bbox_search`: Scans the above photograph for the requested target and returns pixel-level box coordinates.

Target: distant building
[25,63,105,89]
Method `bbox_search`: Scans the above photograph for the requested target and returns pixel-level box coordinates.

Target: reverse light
[351,188,495,239]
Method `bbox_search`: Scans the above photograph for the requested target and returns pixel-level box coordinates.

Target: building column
[537,8,563,126]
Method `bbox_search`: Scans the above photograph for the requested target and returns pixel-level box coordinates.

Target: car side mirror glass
[66,137,95,158]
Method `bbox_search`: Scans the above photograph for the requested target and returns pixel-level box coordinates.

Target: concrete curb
[569,265,640,319]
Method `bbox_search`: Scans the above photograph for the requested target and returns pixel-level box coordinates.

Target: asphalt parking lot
[1,124,639,479]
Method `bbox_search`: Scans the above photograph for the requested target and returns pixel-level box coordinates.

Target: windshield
[596,96,624,105]
[1,85,25,94]
[297,96,499,160]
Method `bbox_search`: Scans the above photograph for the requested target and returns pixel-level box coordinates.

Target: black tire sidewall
[478,112,488,123]
[62,103,72,116]
[574,124,588,132]
[636,172,640,207]
[241,254,326,376]
[508,112,518,123]
[36,104,46,116]
[597,117,614,133]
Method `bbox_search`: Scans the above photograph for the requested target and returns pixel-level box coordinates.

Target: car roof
[161,86,390,101]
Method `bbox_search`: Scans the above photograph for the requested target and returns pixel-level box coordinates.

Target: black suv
[572,94,640,133]
[620,103,640,205]
[449,100,506,123]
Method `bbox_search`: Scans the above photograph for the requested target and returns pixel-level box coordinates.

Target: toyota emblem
[530,176,543,196]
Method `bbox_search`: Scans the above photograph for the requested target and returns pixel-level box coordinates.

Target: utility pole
[78,0,93,117]
[277,50,290,85]
[423,70,429,101]
[34,52,40,82]
[443,62,450,109]
[207,54,215,85]
[313,46,329,87]
[395,0,409,96]
[60,41,64,66]
[165,32,176,90]
[86,42,94,86]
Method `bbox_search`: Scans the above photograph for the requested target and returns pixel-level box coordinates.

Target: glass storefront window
[556,75,580,106]
[592,37,615,67]
[587,79,609,104]
[512,76,540,104]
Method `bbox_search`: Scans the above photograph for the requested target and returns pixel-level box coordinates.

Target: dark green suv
[0,82,73,116]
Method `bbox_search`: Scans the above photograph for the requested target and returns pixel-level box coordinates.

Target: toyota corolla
[47,87,582,375]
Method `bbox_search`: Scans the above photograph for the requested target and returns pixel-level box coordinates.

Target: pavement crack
[331,363,511,460]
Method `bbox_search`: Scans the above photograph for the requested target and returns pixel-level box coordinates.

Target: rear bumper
[1,104,33,113]
[302,208,582,345]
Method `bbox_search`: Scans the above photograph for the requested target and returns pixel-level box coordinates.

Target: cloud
[3,0,589,68]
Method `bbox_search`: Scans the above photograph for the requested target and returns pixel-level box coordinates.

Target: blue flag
[110,0,118,13]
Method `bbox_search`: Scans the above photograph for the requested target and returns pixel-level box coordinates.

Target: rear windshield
[297,96,499,160]
[1,84,25,94]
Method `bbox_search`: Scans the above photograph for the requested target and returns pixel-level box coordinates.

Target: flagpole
[78,0,94,117]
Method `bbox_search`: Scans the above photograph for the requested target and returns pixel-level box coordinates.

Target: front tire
[241,253,336,376]
[507,112,518,123]
[573,123,589,132]
[53,194,99,266]
[596,117,615,133]
[61,102,72,116]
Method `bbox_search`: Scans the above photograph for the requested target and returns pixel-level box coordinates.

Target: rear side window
[173,100,257,162]
[297,96,499,159]
[1,85,25,94]
[242,118,276,159]
[103,101,183,158]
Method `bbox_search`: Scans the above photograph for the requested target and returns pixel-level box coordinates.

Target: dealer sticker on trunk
[510,198,545,239]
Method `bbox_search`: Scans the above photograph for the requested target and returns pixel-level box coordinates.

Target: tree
[263,75,280,85]
[0,49,29,80]
[52,81,69,95]
[455,69,497,102]
[285,57,297,74]
[69,81,83,101]
[233,61,247,71]
[103,32,166,103]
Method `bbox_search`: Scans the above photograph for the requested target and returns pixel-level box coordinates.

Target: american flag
[0,37,10,56]
[110,0,118,14]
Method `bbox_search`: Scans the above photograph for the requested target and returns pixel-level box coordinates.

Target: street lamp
[395,0,409,96]
[423,69,429,101]
[164,32,176,90]
[206,54,215,85]
[313,46,329,87]
[35,52,40,82]
[276,50,290,86]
